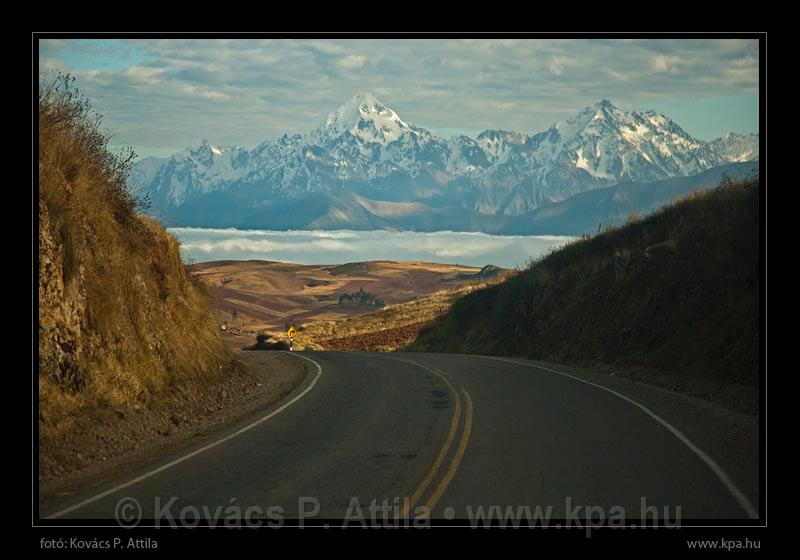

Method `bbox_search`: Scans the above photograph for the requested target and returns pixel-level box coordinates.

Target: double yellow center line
[391,358,474,520]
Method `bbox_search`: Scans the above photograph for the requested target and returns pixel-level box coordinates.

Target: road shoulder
[488,355,760,515]
[39,351,308,511]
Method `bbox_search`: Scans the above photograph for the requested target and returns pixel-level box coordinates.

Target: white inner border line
[477,355,759,520]
[44,351,323,520]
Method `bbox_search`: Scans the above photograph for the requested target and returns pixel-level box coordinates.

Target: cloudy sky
[39,37,760,158]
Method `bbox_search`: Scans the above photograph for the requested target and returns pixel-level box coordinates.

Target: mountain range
[132,93,759,234]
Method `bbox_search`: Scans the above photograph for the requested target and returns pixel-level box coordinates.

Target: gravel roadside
[39,351,308,508]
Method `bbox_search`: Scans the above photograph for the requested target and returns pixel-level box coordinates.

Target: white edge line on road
[45,352,323,520]
[479,355,759,520]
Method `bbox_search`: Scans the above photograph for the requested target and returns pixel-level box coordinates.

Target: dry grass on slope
[38,74,241,467]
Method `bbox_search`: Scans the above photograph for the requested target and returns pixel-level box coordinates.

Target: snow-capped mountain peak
[178,139,240,165]
[553,100,621,143]
[135,97,758,221]
[315,92,418,145]
[534,100,720,182]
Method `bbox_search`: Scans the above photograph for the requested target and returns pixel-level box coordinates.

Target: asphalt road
[42,351,758,524]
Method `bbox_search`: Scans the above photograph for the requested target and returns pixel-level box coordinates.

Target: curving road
[42,351,758,524]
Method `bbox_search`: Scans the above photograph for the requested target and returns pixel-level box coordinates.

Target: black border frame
[32,31,767,549]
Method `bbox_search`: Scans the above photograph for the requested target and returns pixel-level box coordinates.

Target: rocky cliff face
[39,197,86,391]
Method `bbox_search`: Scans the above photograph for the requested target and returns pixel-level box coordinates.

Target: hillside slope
[38,76,242,478]
[408,178,760,413]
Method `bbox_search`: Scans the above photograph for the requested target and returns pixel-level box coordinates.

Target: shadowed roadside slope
[407,178,760,414]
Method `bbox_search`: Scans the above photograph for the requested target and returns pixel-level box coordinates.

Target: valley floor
[190,260,502,350]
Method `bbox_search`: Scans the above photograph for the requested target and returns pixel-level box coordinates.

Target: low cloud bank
[170,228,574,269]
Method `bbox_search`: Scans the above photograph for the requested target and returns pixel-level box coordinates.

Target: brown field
[191,259,507,349]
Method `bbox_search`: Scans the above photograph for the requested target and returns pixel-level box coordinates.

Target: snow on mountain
[708,132,759,163]
[546,100,719,179]
[435,99,730,215]
[134,94,758,225]
[311,91,427,146]
[501,99,727,208]
[146,139,250,205]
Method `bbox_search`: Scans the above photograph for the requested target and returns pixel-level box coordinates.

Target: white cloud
[338,54,366,69]
[170,227,573,269]
[124,66,165,85]
[603,68,628,82]
[39,57,68,72]
[39,38,760,156]
[647,54,687,75]
[548,56,576,76]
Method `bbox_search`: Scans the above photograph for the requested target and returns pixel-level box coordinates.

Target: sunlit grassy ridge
[263,280,508,352]
[38,75,240,446]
